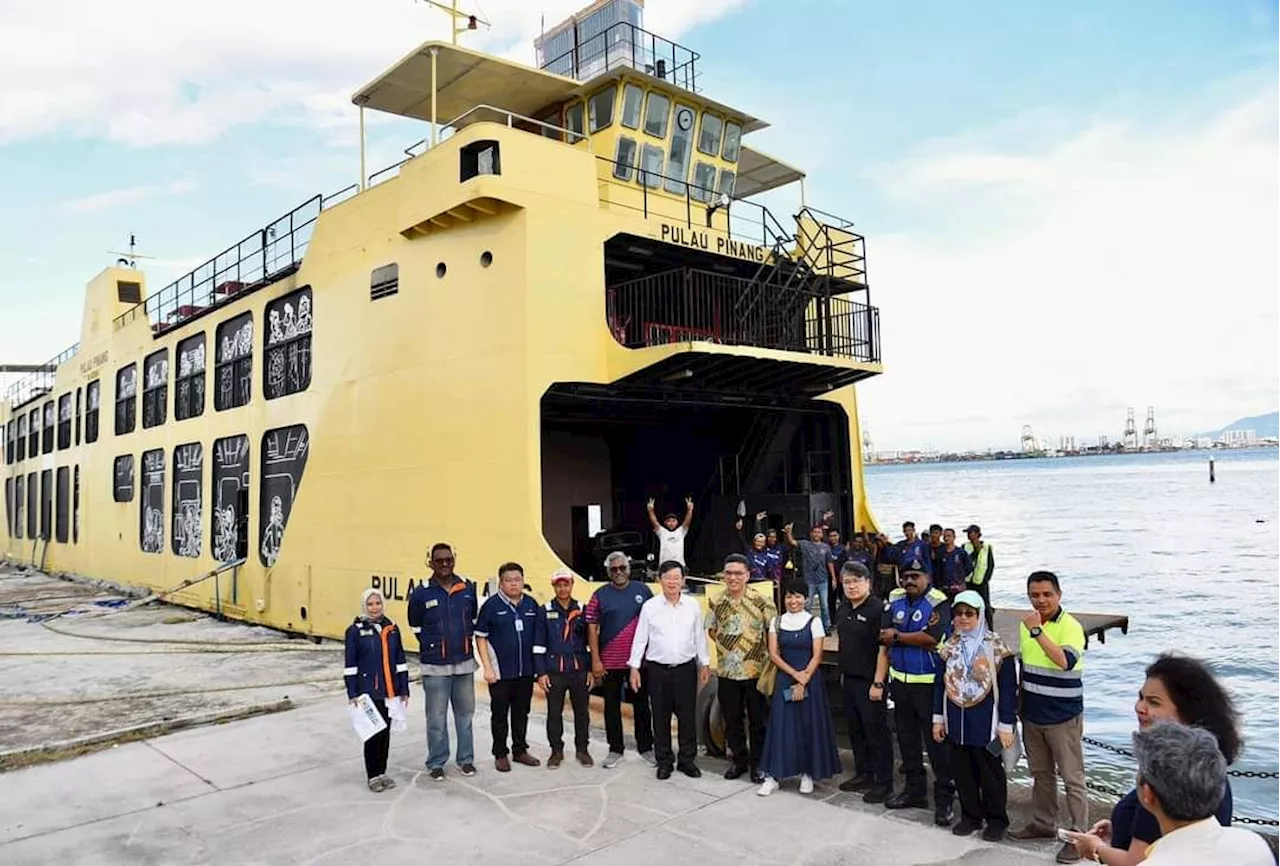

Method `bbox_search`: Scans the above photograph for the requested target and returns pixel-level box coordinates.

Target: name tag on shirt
[424,599,439,609]
[546,612,560,620]
[515,619,524,632]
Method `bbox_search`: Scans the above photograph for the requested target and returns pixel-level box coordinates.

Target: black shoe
[838,774,873,793]
[862,785,890,804]
[982,823,1007,842]
[749,768,766,785]
[428,767,445,781]
[934,804,954,827]
[656,766,673,780]
[884,791,929,810]
[678,763,702,778]
[724,763,748,781]
[952,818,980,836]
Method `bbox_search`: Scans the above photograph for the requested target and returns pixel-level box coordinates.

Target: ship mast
[419,0,490,45]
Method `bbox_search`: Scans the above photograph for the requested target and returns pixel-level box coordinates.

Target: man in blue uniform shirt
[899,522,931,575]
[880,554,954,826]
[534,568,593,768]
[475,562,543,772]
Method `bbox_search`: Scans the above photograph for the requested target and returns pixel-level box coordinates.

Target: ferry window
[75,387,82,446]
[5,420,13,464]
[57,394,72,450]
[42,401,54,454]
[73,465,80,543]
[640,143,664,188]
[718,169,737,200]
[174,334,206,421]
[722,121,742,163]
[17,415,27,461]
[691,162,717,203]
[85,380,101,443]
[613,136,637,181]
[371,264,398,300]
[40,469,52,540]
[26,472,36,539]
[3,479,10,536]
[28,409,39,456]
[588,86,615,133]
[664,105,696,194]
[698,113,724,157]
[172,442,203,558]
[265,287,313,400]
[113,454,134,503]
[460,140,501,181]
[260,424,309,567]
[215,313,253,411]
[564,102,585,140]
[14,475,23,538]
[537,110,563,142]
[620,84,643,129]
[115,363,137,435]
[643,92,670,138]
[213,435,250,563]
[140,448,164,553]
[142,349,169,429]
[55,466,69,543]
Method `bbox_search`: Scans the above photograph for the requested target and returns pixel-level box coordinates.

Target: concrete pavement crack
[143,740,218,790]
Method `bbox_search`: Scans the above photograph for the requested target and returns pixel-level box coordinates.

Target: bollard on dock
[1209,458,1215,483]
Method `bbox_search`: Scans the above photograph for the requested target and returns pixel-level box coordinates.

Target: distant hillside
[1200,411,1279,439]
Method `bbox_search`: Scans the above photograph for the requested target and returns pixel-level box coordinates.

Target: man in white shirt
[629,560,711,780]
[1123,722,1272,865]
[647,496,694,567]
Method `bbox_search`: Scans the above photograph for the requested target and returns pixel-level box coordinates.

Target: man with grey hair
[1126,722,1271,864]
[586,552,655,769]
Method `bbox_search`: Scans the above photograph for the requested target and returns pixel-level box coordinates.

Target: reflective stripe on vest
[889,667,936,684]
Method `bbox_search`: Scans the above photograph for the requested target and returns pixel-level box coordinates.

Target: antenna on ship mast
[106,234,155,269]
[418,0,491,44]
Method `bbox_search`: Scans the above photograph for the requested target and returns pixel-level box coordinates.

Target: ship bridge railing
[111,188,354,337]
[540,22,701,93]
[3,343,81,411]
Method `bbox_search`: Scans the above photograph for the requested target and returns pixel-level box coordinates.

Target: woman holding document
[344,588,410,792]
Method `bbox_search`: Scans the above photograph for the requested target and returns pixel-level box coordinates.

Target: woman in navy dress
[757,579,841,796]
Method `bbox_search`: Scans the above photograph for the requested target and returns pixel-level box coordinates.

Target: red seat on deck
[214,281,245,295]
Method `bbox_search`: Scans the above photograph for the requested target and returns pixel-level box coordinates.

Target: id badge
[514,619,524,633]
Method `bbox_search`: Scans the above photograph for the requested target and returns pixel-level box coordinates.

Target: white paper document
[387,696,407,733]
[348,693,388,742]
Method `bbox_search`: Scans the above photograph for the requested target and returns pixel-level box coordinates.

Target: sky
[0,0,1275,452]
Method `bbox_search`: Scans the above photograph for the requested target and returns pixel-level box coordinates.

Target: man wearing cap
[706,553,776,783]
[586,552,655,769]
[880,553,955,826]
[833,560,893,802]
[535,568,593,768]
[647,496,694,568]
[899,522,931,575]
[964,525,995,626]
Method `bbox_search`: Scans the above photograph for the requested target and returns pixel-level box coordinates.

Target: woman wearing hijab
[931,590,1017,841]
[344,588,410,792]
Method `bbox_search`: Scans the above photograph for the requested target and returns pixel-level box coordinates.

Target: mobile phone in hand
[1057,828,1081,844]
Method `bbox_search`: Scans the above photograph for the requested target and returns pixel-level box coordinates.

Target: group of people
[342,535,1271,865]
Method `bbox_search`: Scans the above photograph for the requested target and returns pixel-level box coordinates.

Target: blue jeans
[422,672,476,769]
[805,578,831,629]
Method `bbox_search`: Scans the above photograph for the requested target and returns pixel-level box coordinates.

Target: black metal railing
[3,343,81,410]
[541,22,700,92]
[795,206,867,285]
[605,267,879,363]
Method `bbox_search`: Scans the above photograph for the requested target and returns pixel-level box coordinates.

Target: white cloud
[856,84,1279,452]
[62,179,198,214]
[0,0,747,147]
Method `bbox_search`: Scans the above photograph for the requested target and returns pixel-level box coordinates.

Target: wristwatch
[871,682,885,689]
[1029,626,1043,639]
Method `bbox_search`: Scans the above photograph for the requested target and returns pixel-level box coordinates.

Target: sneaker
[798,774,815,794]
[380,775,396,790]
[576,751,594,767]
[637,750,657,767]
[428,767,445,781]
[602,751,624,769]
[458,763,477,777]
[367,777,384,792]
[757,776,779,797]
[547,751,564,769]
[1055,842,1083,864]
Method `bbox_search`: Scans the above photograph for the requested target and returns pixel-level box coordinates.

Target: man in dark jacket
[476,561,543,772]
[535,567,593,768]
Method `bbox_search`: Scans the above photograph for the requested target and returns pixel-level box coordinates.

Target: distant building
[1222,429,1258,447]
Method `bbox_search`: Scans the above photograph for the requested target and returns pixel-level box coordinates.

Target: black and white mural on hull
[265,287,313,400]
[140,448,165,553]
[213,435,249,563]
[172,443,202,558]
[259,424,309,567]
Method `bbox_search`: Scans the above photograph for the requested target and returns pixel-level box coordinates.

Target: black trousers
[718,676,766,769]
[546,670,591,753]
[489,676,534,758]
[841,674,892,785]
[891,680,954,804]
[647,660,698,770]
[602,668,653,755]
[951,742,1009,827]
[363,698,391,779]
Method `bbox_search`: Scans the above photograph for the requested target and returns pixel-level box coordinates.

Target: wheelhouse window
[620,84,643,129]
[588,86,615,133]
[57,393,72,450]
[640,143,664,188]
[142,349,169,429]
[564,102,585,140]
[115,364,137,435]
[265,287,313,400]
[697,112,724,156]
[613,136,637,181]
[17,415,27,462]
[215,313,253,411]
[718,169,736,200]
[691,162,717,202]
[41,402,54,454]
[664,105,696,194]
[643,92,670,138]
[175,333,206,421]
[172,442,203,558]
[85,380,101,443]
[722,121,742,163]
[213,435,250,563]
[113,455,134,502]
[140,448,164,553]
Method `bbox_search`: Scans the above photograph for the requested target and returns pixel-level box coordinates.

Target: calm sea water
[864,447,1280,820]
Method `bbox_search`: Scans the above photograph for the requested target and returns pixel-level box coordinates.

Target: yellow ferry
[0,1,884,641]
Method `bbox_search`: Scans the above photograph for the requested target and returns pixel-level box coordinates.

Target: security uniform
[475,592,541,760]
[534,596,591,756]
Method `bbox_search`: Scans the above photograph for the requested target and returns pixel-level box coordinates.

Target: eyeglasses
[432,557,455,565]
[953,608,979,619]
[608,566,629,573]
